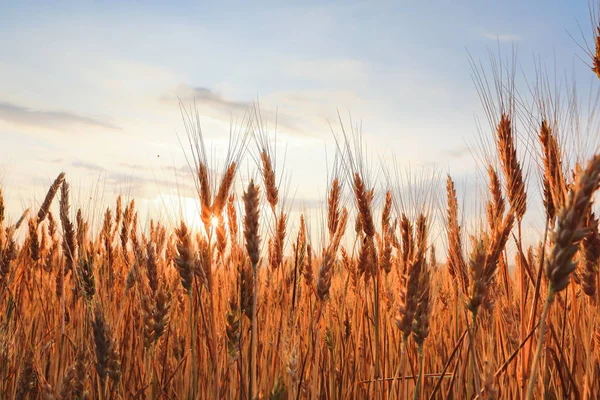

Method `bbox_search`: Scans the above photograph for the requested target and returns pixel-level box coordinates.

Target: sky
[0,0,599,240]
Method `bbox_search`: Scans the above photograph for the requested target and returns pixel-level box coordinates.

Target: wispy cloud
[160,85,321,139]
[161,85,251,113]
[484,33,521,42]
[0,101,120,132]
[72,160,105,172]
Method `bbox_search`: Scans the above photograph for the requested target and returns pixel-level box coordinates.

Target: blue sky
[0,0,598,234]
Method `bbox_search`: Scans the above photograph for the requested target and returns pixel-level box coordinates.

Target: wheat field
[2,12,600,400]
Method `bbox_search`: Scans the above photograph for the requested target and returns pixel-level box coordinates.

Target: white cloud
[0,101,120,132]
[484,32,522,42]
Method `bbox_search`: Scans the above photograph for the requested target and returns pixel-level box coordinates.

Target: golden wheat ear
[546,154,600,294]
[174,221,193,293]
[0,188,4,226]
[353,172,375,238]
[213,162,237,216]
[327,178,341,239]
[243,179,261,269]
[59,180,76,272]
[539,120,567,219]
[260,150,279,213]
[592,26,600,80]
[580,212,600,297]
[496,113,527,221]
[37,172,65,224]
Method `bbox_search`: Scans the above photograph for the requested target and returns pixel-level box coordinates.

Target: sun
[211,215,220,228]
